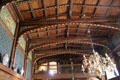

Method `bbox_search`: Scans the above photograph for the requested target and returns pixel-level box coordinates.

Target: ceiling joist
[34,49,92,63]
[105,0,117,17]
[28,0,35,18]
[19,3,120,14]
[93,0,100,16]
[56,0,59,19]
[28,37,110,53]
[42,0,47,18]
[69,0,73,18]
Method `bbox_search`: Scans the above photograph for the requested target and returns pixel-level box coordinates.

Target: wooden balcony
[33,73,96,80]
[0,63,25,80]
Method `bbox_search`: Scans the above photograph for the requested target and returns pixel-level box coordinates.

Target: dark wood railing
[0,63,25,80]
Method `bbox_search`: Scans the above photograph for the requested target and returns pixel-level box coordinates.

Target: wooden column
[9,19,20,68]
[24,36,29,79]
[31,53,35,80]
[24,56,27,79]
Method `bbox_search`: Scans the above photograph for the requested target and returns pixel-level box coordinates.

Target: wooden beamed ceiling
[12,0,120,21]
[20,20,116,62]
[6,0,120,63]
[36,54,84,65]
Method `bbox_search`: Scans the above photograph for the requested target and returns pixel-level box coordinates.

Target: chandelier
[81,28,119,79]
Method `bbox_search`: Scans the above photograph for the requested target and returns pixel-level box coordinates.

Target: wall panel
[26,60,31,80]
[0,24,13,66]
[14,48,24,71]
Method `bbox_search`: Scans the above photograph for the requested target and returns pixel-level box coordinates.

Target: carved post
[9,19,20,68]
[24,56,27,79]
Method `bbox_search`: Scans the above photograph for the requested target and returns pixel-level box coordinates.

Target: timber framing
[19,18,120,38]
[28,37,111,53]
[33,49,92,64]
[20,17,119,26]
[9,20,20,68]
[16,2,120,13]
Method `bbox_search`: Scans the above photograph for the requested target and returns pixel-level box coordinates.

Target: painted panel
[18,35,26,51]
[26,60,31,80]
[28,51,32,60]
[0,6,16,35]
[0,24,13,66]
[14,48,24,70]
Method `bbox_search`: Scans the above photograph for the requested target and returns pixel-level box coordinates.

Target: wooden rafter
[14,2,24,20]
[76,24,80,36]
[80,0,87,18]
[46,28,49,37]
[28,0,35,18]
[20,13,107,22]
[20,17,118,26]
[20,3,120,14]
[25,35,30,54]
[27,28,110,35]
[56,0,59,19]
[56,26,58,35]
[28,37,109,52]
[105,0,116,17]
[69,0,73,18]
[33,44,95,53]
[65,43,68,49]
[93,0,100,16]
[65,25,69,37]
[26,34,31,41]
[34,49,93,55]
[42,0,47,18]
[29,36,107,44]
[34,49,93,61]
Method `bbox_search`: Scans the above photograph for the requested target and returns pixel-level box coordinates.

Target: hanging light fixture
[81,27,119,79]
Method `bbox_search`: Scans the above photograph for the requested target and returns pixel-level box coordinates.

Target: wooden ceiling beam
[29,36,107,44]
[28,0,35,18]
[33,44,95,53]
[33,44,63,52]
[56,26,58,36]
[65,25,69,38]
[20,3,120,14]
[69,0,73,18]
[34,49,92,61]
[26,33,31,40]
[20,17,118,26]
[37,31,41,38]
[27,33,109,43]
[93,0,100,16]
[42,0,47,18]
[76,24,80,36]
[34,48,93,55]
[14,2,24,20]
[105,0,116,17]
[27,27,110,34]
[56,0,59,19]
[28,37,110,53]
[80,0,87,18]
[46,28,49,37]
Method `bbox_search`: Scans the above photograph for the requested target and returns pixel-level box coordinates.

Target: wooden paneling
[0,64,24,80]
[31,0,42,9]
[33,73,96,80]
